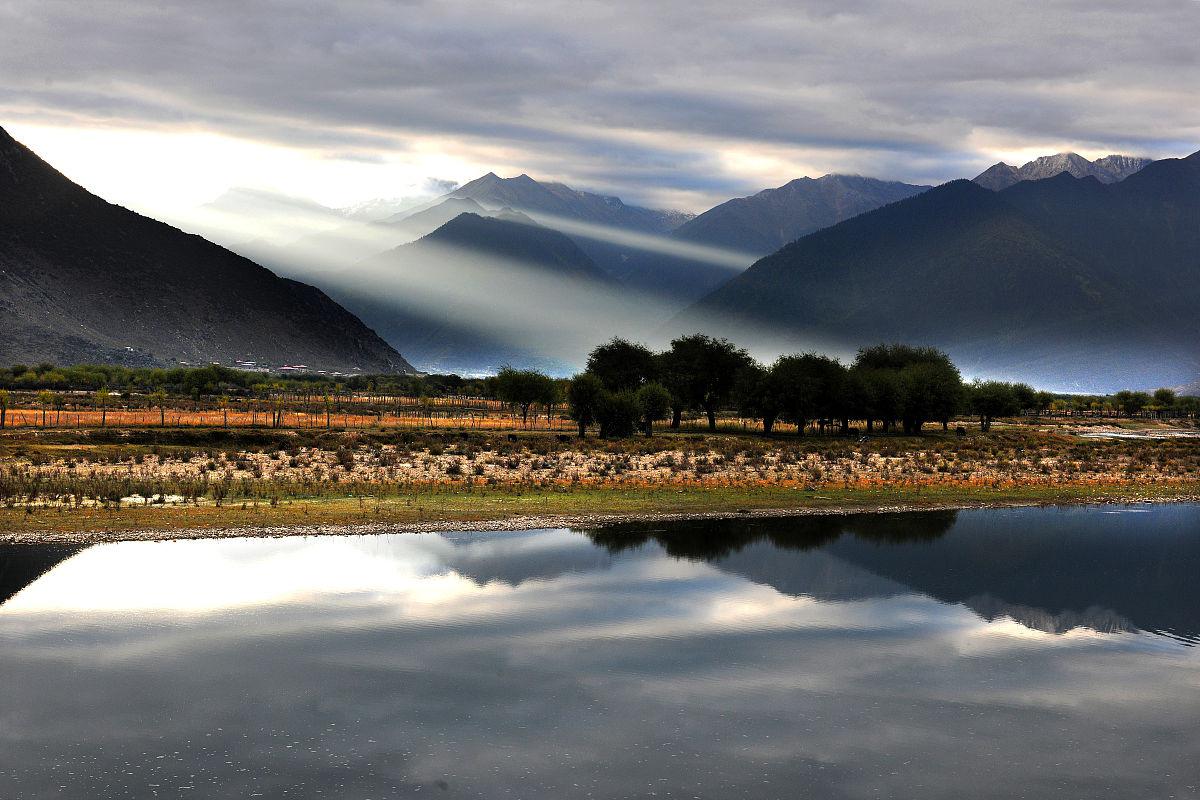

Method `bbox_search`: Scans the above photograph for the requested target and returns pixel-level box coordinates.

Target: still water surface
[2,504,1199,798]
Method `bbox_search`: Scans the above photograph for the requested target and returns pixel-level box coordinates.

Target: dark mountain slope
[0,126,412,372]
[680,166,1200,390]
[330,213,624,374]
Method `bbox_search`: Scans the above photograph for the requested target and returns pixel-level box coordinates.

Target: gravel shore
[4,494,1195,546]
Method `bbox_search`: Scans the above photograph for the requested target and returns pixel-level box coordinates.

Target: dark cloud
[0,0,1198,204]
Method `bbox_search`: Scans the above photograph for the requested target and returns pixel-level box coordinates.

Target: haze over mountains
[328,212,641,375]
[973,153,1152,191]
[681,151,1200,391]
[0,126,412,373]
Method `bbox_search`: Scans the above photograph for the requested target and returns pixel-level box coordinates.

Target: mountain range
[3,120,1193,390]
[681,151,1200,390]
[973,152,1152,191]
[0,126,412,373]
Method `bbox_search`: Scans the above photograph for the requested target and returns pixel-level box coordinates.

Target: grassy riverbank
[1,423,1196,542]
[1,480,1197,543]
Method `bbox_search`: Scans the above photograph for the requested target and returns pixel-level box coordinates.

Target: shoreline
[3,489,1196,546]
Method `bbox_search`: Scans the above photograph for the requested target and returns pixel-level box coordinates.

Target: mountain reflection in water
[1,504,1198,799]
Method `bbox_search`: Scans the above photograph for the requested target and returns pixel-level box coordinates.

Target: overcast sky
[2,0,1199,216]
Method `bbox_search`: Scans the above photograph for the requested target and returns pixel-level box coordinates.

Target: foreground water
[2,505,1198,798]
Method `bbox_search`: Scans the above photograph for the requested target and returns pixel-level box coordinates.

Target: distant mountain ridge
[392,172,692,234]
[672,174,931,256]
[681,151,1200,391]
[0,125,412,373]
[973,152,1152,191]
[604,174,929,306]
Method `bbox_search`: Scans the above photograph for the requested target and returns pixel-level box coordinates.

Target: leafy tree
[653,351,689,429]
[852,366,902,432]
[1176,395,1200,420]
[658,334,751,431]
[566,373,605,437]
[537,377,561,429]
[586,338,657,392]
[635,382,673,436]
[36,390,54,428]
[94,387,110,427]
[1011,383,1037,413]
[0,388,9,429]
[734,363,783,435]
[1034,391,1055,416]
[1152,388,1177,419]
[1113,390,1151,418]
[494,367,554,428]
[855,345,961,434]
[969,381,1018,432]
[772,354,846,436]
[150,389,168,426]
[597,390,641,438]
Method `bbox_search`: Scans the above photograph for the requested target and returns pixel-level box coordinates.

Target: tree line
[544,336,1198,438]
[3,344,1196,436]
[0,363,495,400]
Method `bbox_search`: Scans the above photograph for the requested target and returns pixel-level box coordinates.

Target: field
[1,416,1197,541]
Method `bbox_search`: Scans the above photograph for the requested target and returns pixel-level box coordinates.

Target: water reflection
[0,505,1198,799]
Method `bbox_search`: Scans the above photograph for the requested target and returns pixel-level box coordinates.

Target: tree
[586,338,657,392]
[494,367,555,429]
[218,395,231,428]
[771,354,846,436]
[566,373,605,437]
[36,389,54,428]
[1113,390,1151,418]
[903,362,964,433]
[635,382,673,436]
[734,363,783,435]
[1011,383,1037,414]
[95,388,110,427]
[1176,395,1200,420]
[653,351,689,429]
[852,366,902,432]
[855,345,961,434]
[658,334,751,431]
[597,390,641,438]
[537,378,561,429]
[150,389,168,426]
[969,381,1018,432]
[1152,388,1177,419]
[1034,391,1055,416]
[0,388,9,429]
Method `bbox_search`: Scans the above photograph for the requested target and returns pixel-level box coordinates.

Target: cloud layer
[2,0,1199,210]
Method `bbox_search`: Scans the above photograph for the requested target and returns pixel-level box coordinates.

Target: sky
[2,0,1199,218]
